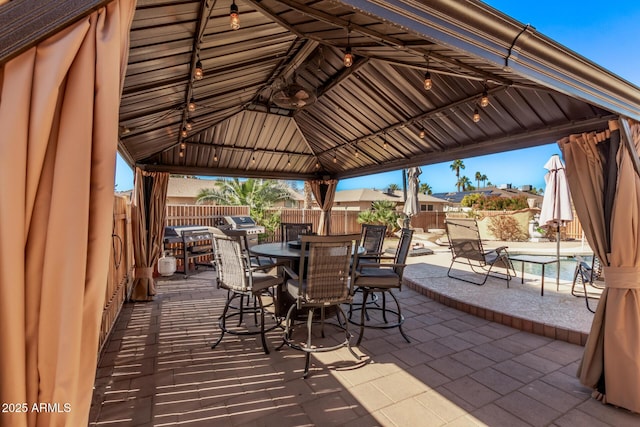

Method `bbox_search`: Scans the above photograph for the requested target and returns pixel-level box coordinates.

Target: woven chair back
[212,235,249,292]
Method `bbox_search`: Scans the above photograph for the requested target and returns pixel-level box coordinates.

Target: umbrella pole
[556,225,560,289]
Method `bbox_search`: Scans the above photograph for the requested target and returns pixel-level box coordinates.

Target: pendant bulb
[480,90,489,108]
[194,60,203,80]
[230,1,240,30]
[473,107,481,123]
[424,71,432,90]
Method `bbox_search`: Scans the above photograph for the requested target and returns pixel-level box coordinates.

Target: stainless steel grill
[223,216,265,235]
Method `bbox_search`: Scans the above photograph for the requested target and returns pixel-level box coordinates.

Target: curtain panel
[130,168,169,301]
[0,1,137,425]
[309,179,338,235]
[561,118,640,414]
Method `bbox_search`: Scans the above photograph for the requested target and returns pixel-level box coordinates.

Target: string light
[179,150,184,157]
[383,133,387,149]
[180,142,186,149]
[419,129,426,139]
[194,60,203,80]
[213,150,218,162]
[473,107,481,123]
[355,146,359,158]
[181,127,188,138]
[287,156,291,167]
[188,98,196,112]
[315,161,320,169]
[424,71,432,90]
[480,87,489,108]
[343,27,353,67]
[185,119,193,131]
[230,0,240,30]
[333,154,337,163]
[252,154,256,164]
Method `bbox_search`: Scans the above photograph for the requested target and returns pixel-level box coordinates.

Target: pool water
[509,255,592,283]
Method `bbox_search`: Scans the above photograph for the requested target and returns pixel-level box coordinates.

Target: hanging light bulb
[343,27,353,67]
[181,127,188,138]
[355,146,359,158]
[315,161,320,169]
[230,0,240,30]
[343,46,353,68]
[383,134,387,149]
[480,89,489,108]
[252,154,256,164]
[473,107,481,123]
[419,129,426,139]
[179,150,184,158]
[333,154,337,163]
[180,142,186,150]
[194,60,203,80]
[424,71,432,90]
[287,157,291,167]
[185,119,193,131]
[213,150,218,162]
[188,98,196,112]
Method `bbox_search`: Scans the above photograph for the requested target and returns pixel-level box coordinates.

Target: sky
[114,0,640,193]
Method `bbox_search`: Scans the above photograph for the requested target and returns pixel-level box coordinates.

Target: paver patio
[90,248,639,426]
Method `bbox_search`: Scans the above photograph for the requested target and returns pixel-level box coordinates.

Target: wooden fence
[99,195,134,352]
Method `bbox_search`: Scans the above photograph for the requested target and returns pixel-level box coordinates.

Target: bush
[358,200,401,235]
[487,215,528,241]
[461,194,529,210]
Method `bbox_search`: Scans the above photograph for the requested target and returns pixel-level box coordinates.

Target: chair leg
[388,290,411,344]
[256,293,270,354]
[304,309,314,378]
[357,288,370,345]
[212,292,235,349]
[381,292,388,323]
[276,304,296,351]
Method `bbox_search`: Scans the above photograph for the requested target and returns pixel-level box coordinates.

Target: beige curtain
[0,1,136,426]
[309,179,338,235]
[561,118,640,413]
[130,169,169,301]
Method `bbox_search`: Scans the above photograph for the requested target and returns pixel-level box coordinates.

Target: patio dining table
[250,241,365,316]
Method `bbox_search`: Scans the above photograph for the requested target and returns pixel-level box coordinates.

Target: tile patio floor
[90,251,640,426]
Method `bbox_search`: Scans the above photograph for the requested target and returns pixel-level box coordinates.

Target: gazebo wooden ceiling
[4,0,640,181]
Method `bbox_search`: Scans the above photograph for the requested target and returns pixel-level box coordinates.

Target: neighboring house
[333,188,448,212]
[166,177,221,204]
[277,187,305,209]
[432,185,544,209]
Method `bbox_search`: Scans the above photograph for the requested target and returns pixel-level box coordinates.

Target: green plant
[358,200,401,234]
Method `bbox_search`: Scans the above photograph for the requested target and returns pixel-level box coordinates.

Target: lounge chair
[444,218,515,286]
[571,255,604,313]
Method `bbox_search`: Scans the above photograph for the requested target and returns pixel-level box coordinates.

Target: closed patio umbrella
[539,154,573,287]
[403,167,421,227]
[561,118,640,413]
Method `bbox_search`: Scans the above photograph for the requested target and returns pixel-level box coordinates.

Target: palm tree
[303,181,313,209]
[419,183,432,195]
[196,178,290,211]
[475,171,482,188]
[480,174,488,187]
[458,176,472,191]
[387,183,400,192]
[450,159,465,190]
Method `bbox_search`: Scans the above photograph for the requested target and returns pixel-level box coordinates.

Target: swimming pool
[509,255,591,283]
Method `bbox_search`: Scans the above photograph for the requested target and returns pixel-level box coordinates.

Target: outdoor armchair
[280,222,313,242]
[350,228,414,345]
[278,234,362,378]
[444,218,515,286]
[210,234,284,354]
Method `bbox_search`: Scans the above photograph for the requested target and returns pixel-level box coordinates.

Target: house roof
[334,188,447,204]
[4,1,640,182]
[167,177,220,198]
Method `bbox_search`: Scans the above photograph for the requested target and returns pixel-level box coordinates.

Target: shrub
[487,215,528,241]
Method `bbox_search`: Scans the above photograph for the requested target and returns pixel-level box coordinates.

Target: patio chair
[210,234,284,354]
[350,228,414,345]
[444,218,515,286]
[281,222,313,242]
[571,255,604,313]
[278,234,362,378]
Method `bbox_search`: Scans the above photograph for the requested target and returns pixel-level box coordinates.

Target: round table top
[250,241,365,259]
